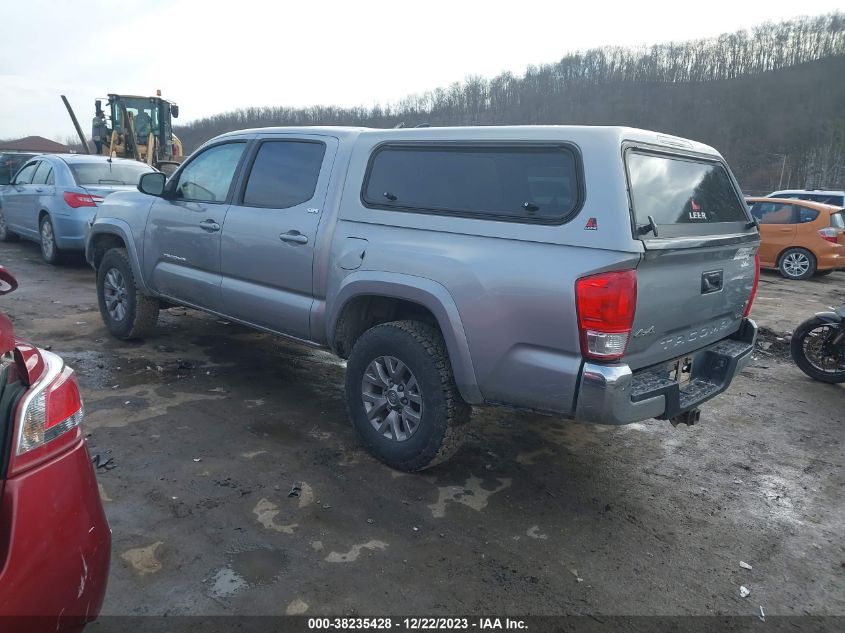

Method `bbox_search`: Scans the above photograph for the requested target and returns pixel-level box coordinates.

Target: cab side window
[13,162,38,185]
[173,142,246,203]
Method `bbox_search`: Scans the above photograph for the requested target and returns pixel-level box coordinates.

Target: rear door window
[32,161,52,185]
[751,202,795,224]
[627,151,749,237]
[242,140,326,208]
[363,144,580,223]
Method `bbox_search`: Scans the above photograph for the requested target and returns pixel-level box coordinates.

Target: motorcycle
[790,303,845,383]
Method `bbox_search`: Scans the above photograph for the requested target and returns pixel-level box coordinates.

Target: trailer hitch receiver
[670,408,701,427]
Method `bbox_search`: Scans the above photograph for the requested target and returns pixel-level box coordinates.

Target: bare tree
[175,12,845,191]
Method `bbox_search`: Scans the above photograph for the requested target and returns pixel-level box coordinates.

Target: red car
[0,266,110,631]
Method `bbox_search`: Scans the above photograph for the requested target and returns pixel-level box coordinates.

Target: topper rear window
[362,144,581,224]
[627,151,749,236]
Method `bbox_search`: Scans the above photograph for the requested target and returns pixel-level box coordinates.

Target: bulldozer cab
[104,94,180,164]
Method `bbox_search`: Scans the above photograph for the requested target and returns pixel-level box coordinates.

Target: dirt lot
[1,240,843,618]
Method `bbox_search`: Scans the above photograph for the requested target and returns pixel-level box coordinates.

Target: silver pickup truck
[86,125,760,471]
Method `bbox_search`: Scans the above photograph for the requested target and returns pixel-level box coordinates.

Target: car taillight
[575,270,637,361]
[744,254,760,318]
[63,191,97,208]
[818,227,838,243]
[9,351,83,476]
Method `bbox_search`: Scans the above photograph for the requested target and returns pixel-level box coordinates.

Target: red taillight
[63,191,97,208]
[575,270,637,361]
[818,227,838,243]
[744,254,760,318]
[9,352,83,476]
[43,367,82,430]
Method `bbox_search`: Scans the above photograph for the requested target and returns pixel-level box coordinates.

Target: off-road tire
[790,316,845,383]
[97,247,159,340]
[345,320,471,471]
[778,247,816,280]
[0,209,19,242]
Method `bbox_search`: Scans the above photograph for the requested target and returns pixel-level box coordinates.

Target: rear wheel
[0,209,18,242]
[790,317,845,383]
[345,320,471,471]
[96,248,159,339]
[778,248,815,280]
[39,215,64,265]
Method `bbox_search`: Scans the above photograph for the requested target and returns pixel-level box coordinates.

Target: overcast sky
[1,0,842,141]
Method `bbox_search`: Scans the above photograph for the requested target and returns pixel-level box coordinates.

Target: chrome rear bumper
[574,319,758,425]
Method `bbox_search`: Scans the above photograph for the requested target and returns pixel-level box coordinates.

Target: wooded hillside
[175,13,845,193]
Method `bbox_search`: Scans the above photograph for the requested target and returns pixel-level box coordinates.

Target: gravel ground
[1,240,843,619]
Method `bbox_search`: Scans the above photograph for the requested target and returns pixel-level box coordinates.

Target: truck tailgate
[626,240,757,370]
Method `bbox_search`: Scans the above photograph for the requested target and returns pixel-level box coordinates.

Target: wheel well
[38,209,49,224]
[777,246,815,267]
[90,234,127,269]
[332,296,440,359]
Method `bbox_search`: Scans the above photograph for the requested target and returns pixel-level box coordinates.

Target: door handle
[199,219,220,232]
[35,187,44,193]
[279,231,308,244]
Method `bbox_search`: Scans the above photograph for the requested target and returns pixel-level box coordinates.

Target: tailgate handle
[701,270,723,294]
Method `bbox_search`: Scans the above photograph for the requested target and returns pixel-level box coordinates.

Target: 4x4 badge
[584,217,597,230]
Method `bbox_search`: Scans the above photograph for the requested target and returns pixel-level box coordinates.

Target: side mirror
[138,172,167,197]
[0,266,18,296]
[170,104,179,119]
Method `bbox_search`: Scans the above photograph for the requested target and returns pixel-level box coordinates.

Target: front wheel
[345,320,471,471]
[96,248,160,340]
[39,215,64,265]
[779,248,816,280]
[790,317,845,383]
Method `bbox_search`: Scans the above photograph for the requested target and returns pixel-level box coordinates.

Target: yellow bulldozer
[62,91,185,175]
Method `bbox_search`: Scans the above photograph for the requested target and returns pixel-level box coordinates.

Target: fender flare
[86,220,151,294]
[812,311,843,325]
[327,272,483,404]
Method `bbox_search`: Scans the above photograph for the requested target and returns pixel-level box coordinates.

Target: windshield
[0,154,38,185]
[627,151,749,236]
[831,212,845,229]
[70,162,154,185]
[112,97,160,137]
